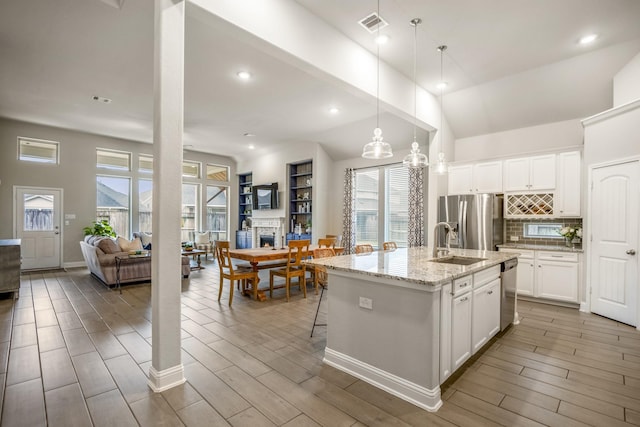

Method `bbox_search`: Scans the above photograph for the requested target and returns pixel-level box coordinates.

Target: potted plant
[558,226,582,247]
[83,220,116,237]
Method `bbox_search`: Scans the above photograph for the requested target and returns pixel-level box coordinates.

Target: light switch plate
[510,235,519,242]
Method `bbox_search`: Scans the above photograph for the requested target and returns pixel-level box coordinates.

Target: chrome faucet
[433,222,452,258]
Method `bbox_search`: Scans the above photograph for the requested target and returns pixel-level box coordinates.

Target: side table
[115,252,151,294]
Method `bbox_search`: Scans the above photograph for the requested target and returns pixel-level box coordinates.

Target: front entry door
[590,160,639,327]
[15,187,62,270]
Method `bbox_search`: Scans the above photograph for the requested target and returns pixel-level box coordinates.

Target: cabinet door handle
[627,249,636,255]
[551,255,563,258]
[488,290,493,295]
[460,283,469,288]
[460,296,468,302]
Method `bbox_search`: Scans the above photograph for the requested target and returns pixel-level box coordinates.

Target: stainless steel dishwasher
[500,258,519,331]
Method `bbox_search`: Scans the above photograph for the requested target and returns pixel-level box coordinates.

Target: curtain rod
[348,161,405,171]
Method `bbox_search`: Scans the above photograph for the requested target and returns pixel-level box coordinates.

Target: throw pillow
[194,232,210,245]
[117,236,143,252]
[137,232,152,249]
[97,238,120,254]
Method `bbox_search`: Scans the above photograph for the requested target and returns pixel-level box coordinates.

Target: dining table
[228,244,344,300]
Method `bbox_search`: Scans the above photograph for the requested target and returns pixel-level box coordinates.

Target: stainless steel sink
[429,256,487,266]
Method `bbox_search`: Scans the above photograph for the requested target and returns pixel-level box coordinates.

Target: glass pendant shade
[362,127,393,159]
[435,151,448,174]
[402,140,428,168]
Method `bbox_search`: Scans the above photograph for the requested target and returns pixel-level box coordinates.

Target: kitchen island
[306,247,518,412]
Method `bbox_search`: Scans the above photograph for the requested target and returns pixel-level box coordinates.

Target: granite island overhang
[305,247,519,412]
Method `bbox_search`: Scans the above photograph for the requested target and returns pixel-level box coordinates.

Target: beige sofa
[80,235,190,286]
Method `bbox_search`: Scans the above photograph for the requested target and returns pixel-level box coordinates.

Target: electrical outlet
[359,296,373,310]
[510,235,519,242]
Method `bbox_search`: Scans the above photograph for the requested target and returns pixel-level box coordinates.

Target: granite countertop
[497,243,584,253]
[305,247,517,287]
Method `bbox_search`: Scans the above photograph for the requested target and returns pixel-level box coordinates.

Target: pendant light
[435,45,448,174]
[403,18,429,168]
[362,0,393,159]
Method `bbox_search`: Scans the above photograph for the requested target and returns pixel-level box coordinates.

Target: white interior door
[590,161,639,327]
[15,187,62,270]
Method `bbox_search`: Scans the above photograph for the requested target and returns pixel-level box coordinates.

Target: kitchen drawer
[537,251,578,262]
[453,275,472,295]
[499,248,534,260]
[473,265,500,288]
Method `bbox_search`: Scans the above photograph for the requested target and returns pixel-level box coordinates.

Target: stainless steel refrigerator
[437,194,504,251]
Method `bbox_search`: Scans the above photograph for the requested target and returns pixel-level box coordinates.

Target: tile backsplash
[505,218,583,247]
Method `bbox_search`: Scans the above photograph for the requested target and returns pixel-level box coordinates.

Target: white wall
[453,119,584,163]
[614,52,640,107]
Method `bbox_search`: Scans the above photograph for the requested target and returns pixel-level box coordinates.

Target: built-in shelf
[288,160,312,243]
[238,172,253,248]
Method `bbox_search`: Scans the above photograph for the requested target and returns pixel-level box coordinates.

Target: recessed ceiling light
[92,95,112,103]
[329,107,339,114]
[237,71,252,80]
[243,132,255,137]
[436,82,448,90]
[579,34,598,45]
[248,144,255,150]
[375,34,390,44]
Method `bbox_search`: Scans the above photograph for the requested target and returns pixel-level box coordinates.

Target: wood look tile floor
[1,260,639,426]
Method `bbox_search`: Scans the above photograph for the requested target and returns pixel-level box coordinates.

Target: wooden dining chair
[310,247,335,337]
[214,240,258,306]
[270,239,310,301]
[355,244,374,254]
[317,237,336,248]
[383,241,398,250]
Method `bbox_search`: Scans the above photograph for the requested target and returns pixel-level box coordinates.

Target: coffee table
[181,248,206,270]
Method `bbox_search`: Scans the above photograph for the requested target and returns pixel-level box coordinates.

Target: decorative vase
[565,237,572,247]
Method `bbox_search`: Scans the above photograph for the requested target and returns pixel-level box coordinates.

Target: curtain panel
[342,168,356,254]
[407,167,424,247]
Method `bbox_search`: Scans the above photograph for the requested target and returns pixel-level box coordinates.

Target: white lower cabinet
[441,266,501,383]
[537,251,579,302]
[472,278,501,354]
[499,249,534,296]
[451,290,472,371]
[499,248,580,304]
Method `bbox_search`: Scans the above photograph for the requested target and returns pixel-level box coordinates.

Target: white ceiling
[1,0,639,162]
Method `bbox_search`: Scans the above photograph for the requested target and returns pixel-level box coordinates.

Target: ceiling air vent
[358,12,388,33]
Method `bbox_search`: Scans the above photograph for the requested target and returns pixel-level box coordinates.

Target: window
[354,166,412,249]
[18,137,59,164]
[139,154,153,174]
[206,185,228,241]
[182,161,200,178]
[181,183,199,241]
[355,169,379,247]
[523,223,563,239]
[139,179,153,233]
[96,175,130,237]
[385,166,409,247]
[97,149,131,171]
[207,164,229,181]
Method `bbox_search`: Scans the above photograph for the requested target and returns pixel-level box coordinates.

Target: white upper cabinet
[504,154,556,192]
[448,161,502,195]
[448,165,473,195]
[555,151,581,217]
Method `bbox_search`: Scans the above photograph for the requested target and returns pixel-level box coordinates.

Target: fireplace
[251,217,284,248]
[259,234,275,248]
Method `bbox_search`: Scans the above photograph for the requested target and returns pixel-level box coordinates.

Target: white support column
[148,0,186,392]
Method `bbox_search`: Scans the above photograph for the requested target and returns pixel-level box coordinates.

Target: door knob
[627,249,637,255]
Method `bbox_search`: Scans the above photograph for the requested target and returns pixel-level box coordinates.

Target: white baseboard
[147,364,186,392]
[323,347,442,412]
[579,302,590,313]
[64,261,87,269]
